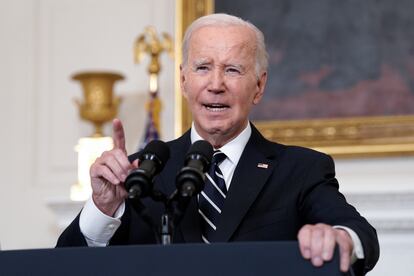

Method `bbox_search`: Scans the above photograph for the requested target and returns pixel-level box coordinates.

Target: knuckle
[112,148,122,155]
[101,150,119,161]
[302,224,312,231]
[316,223,330,231]
[312,227,324,238]
[298,225,310,238]
[339,229,348,237]
[93,156,103,165]
[101,150,111,157]
[113,148,126,156]
[336,229,349,240]
[89,163,100,176]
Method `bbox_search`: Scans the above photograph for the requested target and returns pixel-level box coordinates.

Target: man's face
[180,25,267,147]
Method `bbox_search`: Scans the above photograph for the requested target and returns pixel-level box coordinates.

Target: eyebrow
[192,59,211,67]
[225,63,245,70]
[193,60,246,69]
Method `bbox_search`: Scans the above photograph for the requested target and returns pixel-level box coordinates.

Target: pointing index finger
[112,118,126,152]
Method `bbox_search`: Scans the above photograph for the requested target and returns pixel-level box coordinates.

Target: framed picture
[175,0,414,157]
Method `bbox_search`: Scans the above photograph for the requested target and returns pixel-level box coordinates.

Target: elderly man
[57,13,379,275]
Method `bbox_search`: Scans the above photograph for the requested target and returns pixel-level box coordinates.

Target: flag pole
[134,26,174,148]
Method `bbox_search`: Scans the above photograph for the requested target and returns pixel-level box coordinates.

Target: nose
[208,68,225,93]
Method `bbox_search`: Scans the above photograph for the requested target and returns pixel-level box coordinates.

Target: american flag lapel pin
[257,163,269,169]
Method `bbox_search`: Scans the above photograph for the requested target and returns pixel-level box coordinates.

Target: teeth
[206,106,227,111]
[205,104,228,111]
[205,103,227,107]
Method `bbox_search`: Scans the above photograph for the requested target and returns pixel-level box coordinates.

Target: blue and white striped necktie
[198,150,227,243]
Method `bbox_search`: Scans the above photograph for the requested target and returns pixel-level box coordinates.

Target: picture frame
[175,0,414,158]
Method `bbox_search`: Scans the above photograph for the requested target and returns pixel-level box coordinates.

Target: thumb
[132,159,139,169]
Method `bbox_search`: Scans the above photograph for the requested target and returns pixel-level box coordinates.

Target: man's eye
[196,66,209,71]
[226,67,241,74]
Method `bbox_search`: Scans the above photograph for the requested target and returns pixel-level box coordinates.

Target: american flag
[257,163,269,169]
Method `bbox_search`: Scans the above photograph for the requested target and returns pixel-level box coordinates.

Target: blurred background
[0,1,413,275]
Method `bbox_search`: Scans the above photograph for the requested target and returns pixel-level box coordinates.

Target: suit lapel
[212,125,277,242]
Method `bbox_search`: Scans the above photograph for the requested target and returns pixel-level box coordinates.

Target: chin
[197,123,226,136]
[204,125,224,134]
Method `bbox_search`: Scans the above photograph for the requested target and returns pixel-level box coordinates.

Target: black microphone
[125,140,170,199]
[176,140,214,197]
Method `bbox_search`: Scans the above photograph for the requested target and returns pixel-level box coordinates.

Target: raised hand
[90,119,137,216]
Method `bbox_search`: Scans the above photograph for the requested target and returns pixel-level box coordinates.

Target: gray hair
[181,13,269,76]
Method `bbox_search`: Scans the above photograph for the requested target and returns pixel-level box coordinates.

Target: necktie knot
[212,150,226,165]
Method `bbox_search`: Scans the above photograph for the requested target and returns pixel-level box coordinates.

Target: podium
[0,241,347,275]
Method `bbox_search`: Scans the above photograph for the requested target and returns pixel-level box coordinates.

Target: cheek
[230,84,260,108]
[184,77,203,97]
[182,79,195,101]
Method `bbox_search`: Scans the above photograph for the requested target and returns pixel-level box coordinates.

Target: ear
[253,71,267,104]
[180,64,188,99]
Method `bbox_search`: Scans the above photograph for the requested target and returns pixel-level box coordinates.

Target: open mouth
[203,103,230,111]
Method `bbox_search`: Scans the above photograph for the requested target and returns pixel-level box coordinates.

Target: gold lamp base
[72,71,124,137]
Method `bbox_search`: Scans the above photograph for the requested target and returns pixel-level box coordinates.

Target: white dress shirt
[79,122,364,261]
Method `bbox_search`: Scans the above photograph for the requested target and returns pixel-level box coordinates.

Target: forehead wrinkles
[190,39,255,66]
[184,25,258,70]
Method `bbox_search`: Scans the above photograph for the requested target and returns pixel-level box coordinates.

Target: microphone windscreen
[186,140,213,160]
[142,140,170,166]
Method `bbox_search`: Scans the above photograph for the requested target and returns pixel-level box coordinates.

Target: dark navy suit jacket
[57,124,379,275]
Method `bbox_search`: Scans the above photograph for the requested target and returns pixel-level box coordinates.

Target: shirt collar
[190,122,252,165]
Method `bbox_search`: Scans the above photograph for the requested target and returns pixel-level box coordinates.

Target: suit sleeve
[298,153,379,275]
[55,213,88,247]
[56,200,159,247]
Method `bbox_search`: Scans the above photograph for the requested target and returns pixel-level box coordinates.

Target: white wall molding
[345,191,414,233]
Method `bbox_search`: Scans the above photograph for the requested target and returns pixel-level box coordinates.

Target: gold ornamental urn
[72,72,124,137]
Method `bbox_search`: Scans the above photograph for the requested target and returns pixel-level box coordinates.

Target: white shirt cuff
[333,225,365,263]
[79,198,125,247]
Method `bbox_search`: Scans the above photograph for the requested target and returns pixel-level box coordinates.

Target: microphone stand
[159,190,192,245]
[129,187,190,245]
[160,213,172,245]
